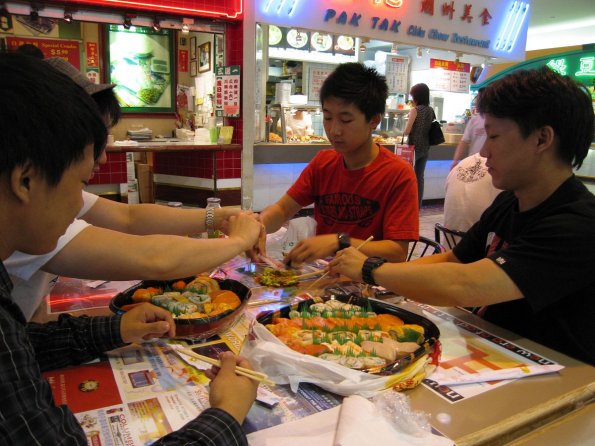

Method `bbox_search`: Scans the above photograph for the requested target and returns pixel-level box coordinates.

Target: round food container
[110,277,250,339]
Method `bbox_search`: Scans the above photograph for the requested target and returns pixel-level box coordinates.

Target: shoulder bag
[428,110,445,146]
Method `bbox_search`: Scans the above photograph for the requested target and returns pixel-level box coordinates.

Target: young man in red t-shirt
[260,63,419,264]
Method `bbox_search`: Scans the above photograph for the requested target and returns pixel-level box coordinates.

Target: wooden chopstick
[177,347,276,386]
[305,235,374,291]
[293,269,325,280]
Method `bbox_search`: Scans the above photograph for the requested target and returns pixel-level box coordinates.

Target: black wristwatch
[337,232,351,251]
[362,256,387,286]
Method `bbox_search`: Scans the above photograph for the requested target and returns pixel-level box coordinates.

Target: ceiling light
[416,47,422,58]
[181,24,189,33]
[63,9,73,23]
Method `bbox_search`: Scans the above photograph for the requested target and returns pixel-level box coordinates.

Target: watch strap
[205,208,215,236]
[361,256,387,286]
[337,232,351,251]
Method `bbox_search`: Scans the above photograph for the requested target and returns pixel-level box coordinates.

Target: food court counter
[253,143,456,210]
[106,142,242,153]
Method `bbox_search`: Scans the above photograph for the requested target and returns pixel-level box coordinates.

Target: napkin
[247,395,454,446]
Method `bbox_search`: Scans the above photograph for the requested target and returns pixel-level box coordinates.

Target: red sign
[6,37,81,69]
[86,42,99,67]
[178,49,188,72]
[430,58,471,73]
[62,0,243,19]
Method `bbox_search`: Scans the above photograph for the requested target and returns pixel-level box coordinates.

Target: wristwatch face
[338,232,350,250]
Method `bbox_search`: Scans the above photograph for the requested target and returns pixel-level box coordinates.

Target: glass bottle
[206,197,223,238]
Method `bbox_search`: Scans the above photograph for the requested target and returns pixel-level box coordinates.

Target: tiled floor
[419,202,445,241]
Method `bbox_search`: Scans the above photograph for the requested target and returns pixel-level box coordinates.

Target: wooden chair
[407,236,445,261]
[434,223,467,250]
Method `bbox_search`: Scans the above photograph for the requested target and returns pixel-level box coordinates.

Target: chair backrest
[434,223,467,250]
[407,236,445,261]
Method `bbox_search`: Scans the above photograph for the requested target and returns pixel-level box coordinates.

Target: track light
[30,6,39,21]
[123,14,133,30]
[63,9,73,23]
[416,47,422,58]
[181,17,193,33]
[181,24,189,33]
[152,17,160,31]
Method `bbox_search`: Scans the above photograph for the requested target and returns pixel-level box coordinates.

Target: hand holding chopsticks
[306,236,374,290]
[175,346,276,386]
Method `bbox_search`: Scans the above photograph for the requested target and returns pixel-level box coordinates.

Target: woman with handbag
[403,83,436,207]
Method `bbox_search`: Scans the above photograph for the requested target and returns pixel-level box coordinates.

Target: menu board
[385,55,409,94]
[215,65,241,117]
[429,59,471,93]
[307,63,335,102]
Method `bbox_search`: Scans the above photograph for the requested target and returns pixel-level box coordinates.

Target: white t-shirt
[461,114,486,156]
[444,153,501,233]
[6,190,99,320]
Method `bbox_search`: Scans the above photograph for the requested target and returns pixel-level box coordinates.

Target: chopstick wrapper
[241,322,435,397]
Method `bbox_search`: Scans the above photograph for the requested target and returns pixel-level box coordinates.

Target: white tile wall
[253,163,308,211]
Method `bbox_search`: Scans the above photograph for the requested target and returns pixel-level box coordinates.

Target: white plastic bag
[280,216,317,255]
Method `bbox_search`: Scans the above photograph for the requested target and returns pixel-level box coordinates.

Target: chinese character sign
[215,65,241,117]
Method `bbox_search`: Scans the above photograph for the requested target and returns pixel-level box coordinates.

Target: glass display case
[266,104,328,144]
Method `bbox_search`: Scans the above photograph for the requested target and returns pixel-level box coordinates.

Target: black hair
[0,53,107,186]
[409,83,430,106]
[319,62,388,121]
[15,43,44,59]
[478,67,594,169]
[92,88,122,127]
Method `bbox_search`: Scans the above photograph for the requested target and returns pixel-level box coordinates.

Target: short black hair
[409,83,430,106]
[0,53,107,186]
[319,62,388,121]
[92,88,122,127]
[478,67,594,169]
[15,43,44,59]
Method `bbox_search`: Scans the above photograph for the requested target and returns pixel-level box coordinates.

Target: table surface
[40,264,595,446]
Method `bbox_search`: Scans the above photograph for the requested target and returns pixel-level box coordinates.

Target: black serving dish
[256,294,440,376]
[110,277,250,339]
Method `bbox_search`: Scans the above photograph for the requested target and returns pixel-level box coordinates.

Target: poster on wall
[385,56,409,94]
[215,65,241,118]
[429,59,471,93]
[6,36,81,68]
[106,25,174,113]
[307,64,335,102]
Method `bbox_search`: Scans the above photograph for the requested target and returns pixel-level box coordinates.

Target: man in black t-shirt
[329,67,595,366]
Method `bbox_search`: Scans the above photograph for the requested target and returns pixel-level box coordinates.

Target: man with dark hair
[0,53,258,444]
[260,62,419,264]
[330,67,595,365]
[15,43,44,59]
[6,57,262,320]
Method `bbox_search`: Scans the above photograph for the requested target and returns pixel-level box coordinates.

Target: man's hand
[284,234,338,265]
[205,352,259,424]
[227,213,263,252]
[120,303,176,343]
[328,246,368,282]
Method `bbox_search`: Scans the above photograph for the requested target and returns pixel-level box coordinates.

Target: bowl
[256,293,440,376]
[110,277,250,339]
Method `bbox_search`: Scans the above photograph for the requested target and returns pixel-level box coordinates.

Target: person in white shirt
[5,58,262,320]
[451,88,487,170]
[443,153,501,233]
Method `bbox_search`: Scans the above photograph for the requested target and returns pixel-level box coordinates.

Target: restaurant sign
[61,0,243,20]
[255,0,531,61]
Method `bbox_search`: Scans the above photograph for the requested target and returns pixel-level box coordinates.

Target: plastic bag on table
[281,216,317,255]
[241,321,435,398]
